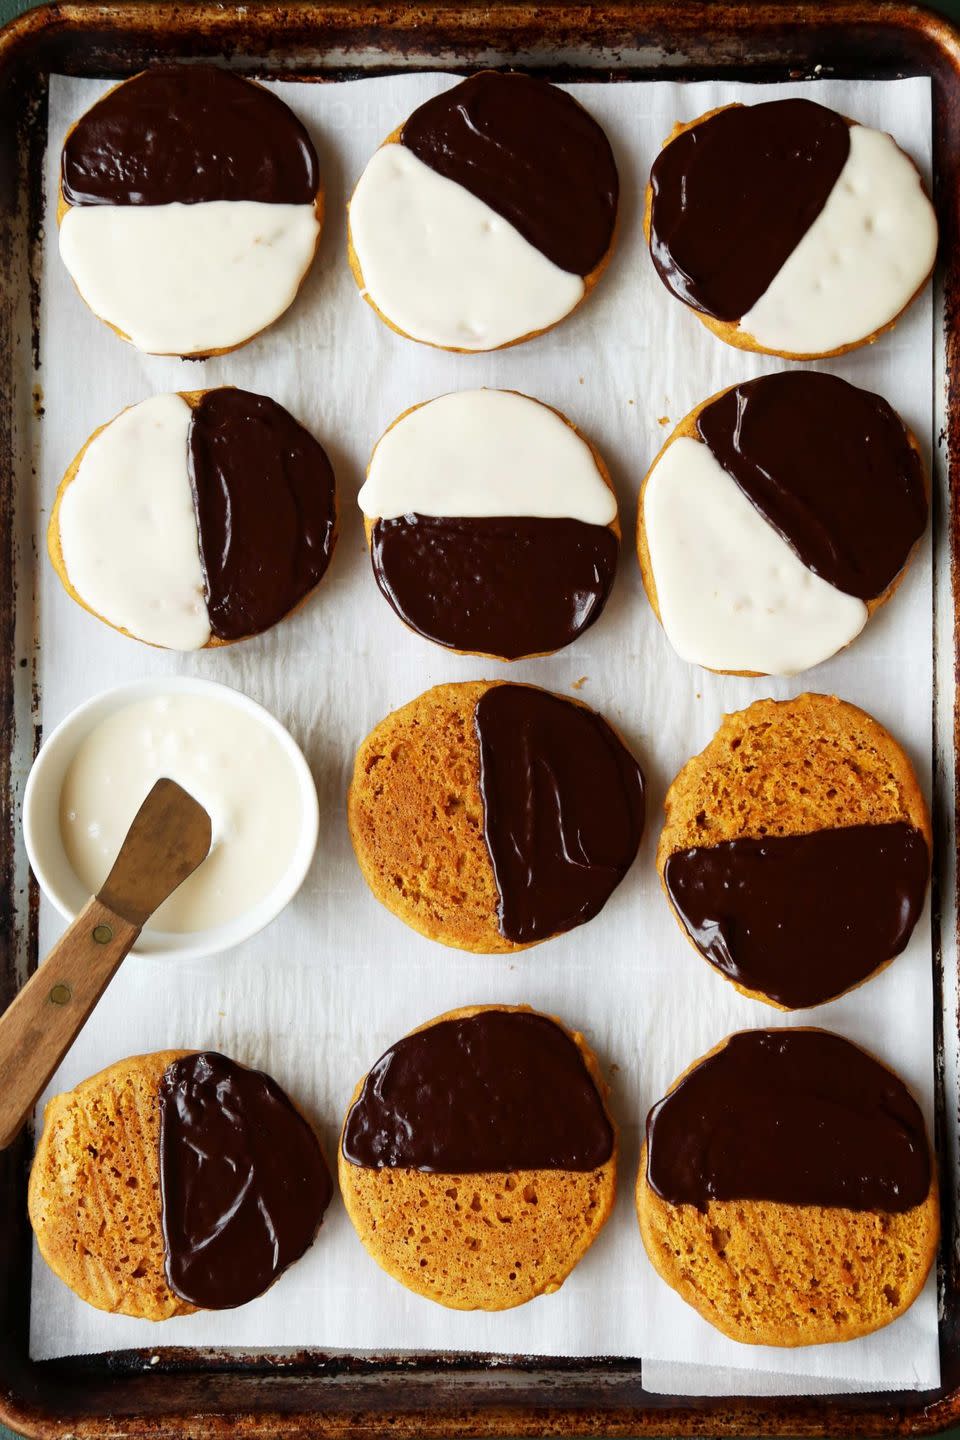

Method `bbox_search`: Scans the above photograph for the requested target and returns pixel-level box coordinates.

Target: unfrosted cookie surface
[28,1050,193,1320]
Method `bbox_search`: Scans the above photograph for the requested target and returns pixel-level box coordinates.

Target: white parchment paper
[30,72,940,1394]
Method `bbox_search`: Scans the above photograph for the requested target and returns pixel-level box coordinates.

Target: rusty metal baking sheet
[1,4,960,1436]
[28,69,941,1400]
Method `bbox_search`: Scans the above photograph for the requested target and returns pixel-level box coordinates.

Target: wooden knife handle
[0,898,140,1149]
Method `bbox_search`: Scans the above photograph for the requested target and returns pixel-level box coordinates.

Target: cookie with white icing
[49,388,338,649]
[637,371,928,677]
[358,389,619,660]
[347,72,619,352]
[58,65,323,357]
[646,99,937,359]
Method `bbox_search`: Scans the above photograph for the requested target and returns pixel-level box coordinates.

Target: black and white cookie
[50,388,337,649]
[347,72,619,351]
[358,389,619,659]
[59,65,322,356]
[637,370,928,676]
[646,99,937,358]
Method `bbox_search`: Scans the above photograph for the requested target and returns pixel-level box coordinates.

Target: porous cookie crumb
[344,1164,613,1311]
[657,693,930,860]
[28,1051,194,1320]
[347,681,509,952]
[637,1171,939,1347]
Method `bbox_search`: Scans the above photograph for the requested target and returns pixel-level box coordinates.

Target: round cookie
[347,71,619,352]
[58,65,323,357]
[637,1028,939,1346]
[657,694,931,1010]
[28,1049,332,1318]
[49,387,338,650]
[339,1004,617,1310]
[347,680,645,952]
[637,370,929,677]
[645,98,937,359]
[358,389,620,660]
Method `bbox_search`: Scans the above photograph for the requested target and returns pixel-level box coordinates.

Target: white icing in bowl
[23,677,319,960]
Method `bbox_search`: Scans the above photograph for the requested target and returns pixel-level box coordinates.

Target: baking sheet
[29,72,939,1394]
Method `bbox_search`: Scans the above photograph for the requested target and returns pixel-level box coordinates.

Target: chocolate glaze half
[370,514,619,658]
[646,1029,931,1213]
[62,64,319,207]
[696,371,928,601]
[475,684,645,944]
[663,821,930,1010]
[400,72,618,277]
[159,1051,332,1309]
[342,1010,614,1172]
[649,99,849,322]
[188,388,337,641]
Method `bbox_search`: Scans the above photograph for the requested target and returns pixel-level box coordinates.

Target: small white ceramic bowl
[23,676,319,961]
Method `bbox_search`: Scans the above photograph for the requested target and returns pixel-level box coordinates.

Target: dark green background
[1,0,958,1434]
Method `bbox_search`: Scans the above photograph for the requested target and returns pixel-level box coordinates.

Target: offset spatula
[0,778,211,1149]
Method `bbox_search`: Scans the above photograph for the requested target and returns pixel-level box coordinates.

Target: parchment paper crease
[30,72,939,1394]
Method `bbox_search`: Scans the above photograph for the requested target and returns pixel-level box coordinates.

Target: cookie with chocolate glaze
[347,680,645,952]
[657,694,931,1010]
[28,1050,332,1318]
[645,99,937,359]
[359,389,620,660]
[49,387,338,650]
[637,371,928,677]
[58,65,323,357]
[637,1029,939,1346]
[339,1004,617,1310]
[347,72,619,352]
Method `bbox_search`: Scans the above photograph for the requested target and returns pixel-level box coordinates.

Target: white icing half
[740,125,938,355]
[59,201,320,355]
[643,436,867,676]
[348,144,585,351]
[358,389,616,524]
[58,393,211,650]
